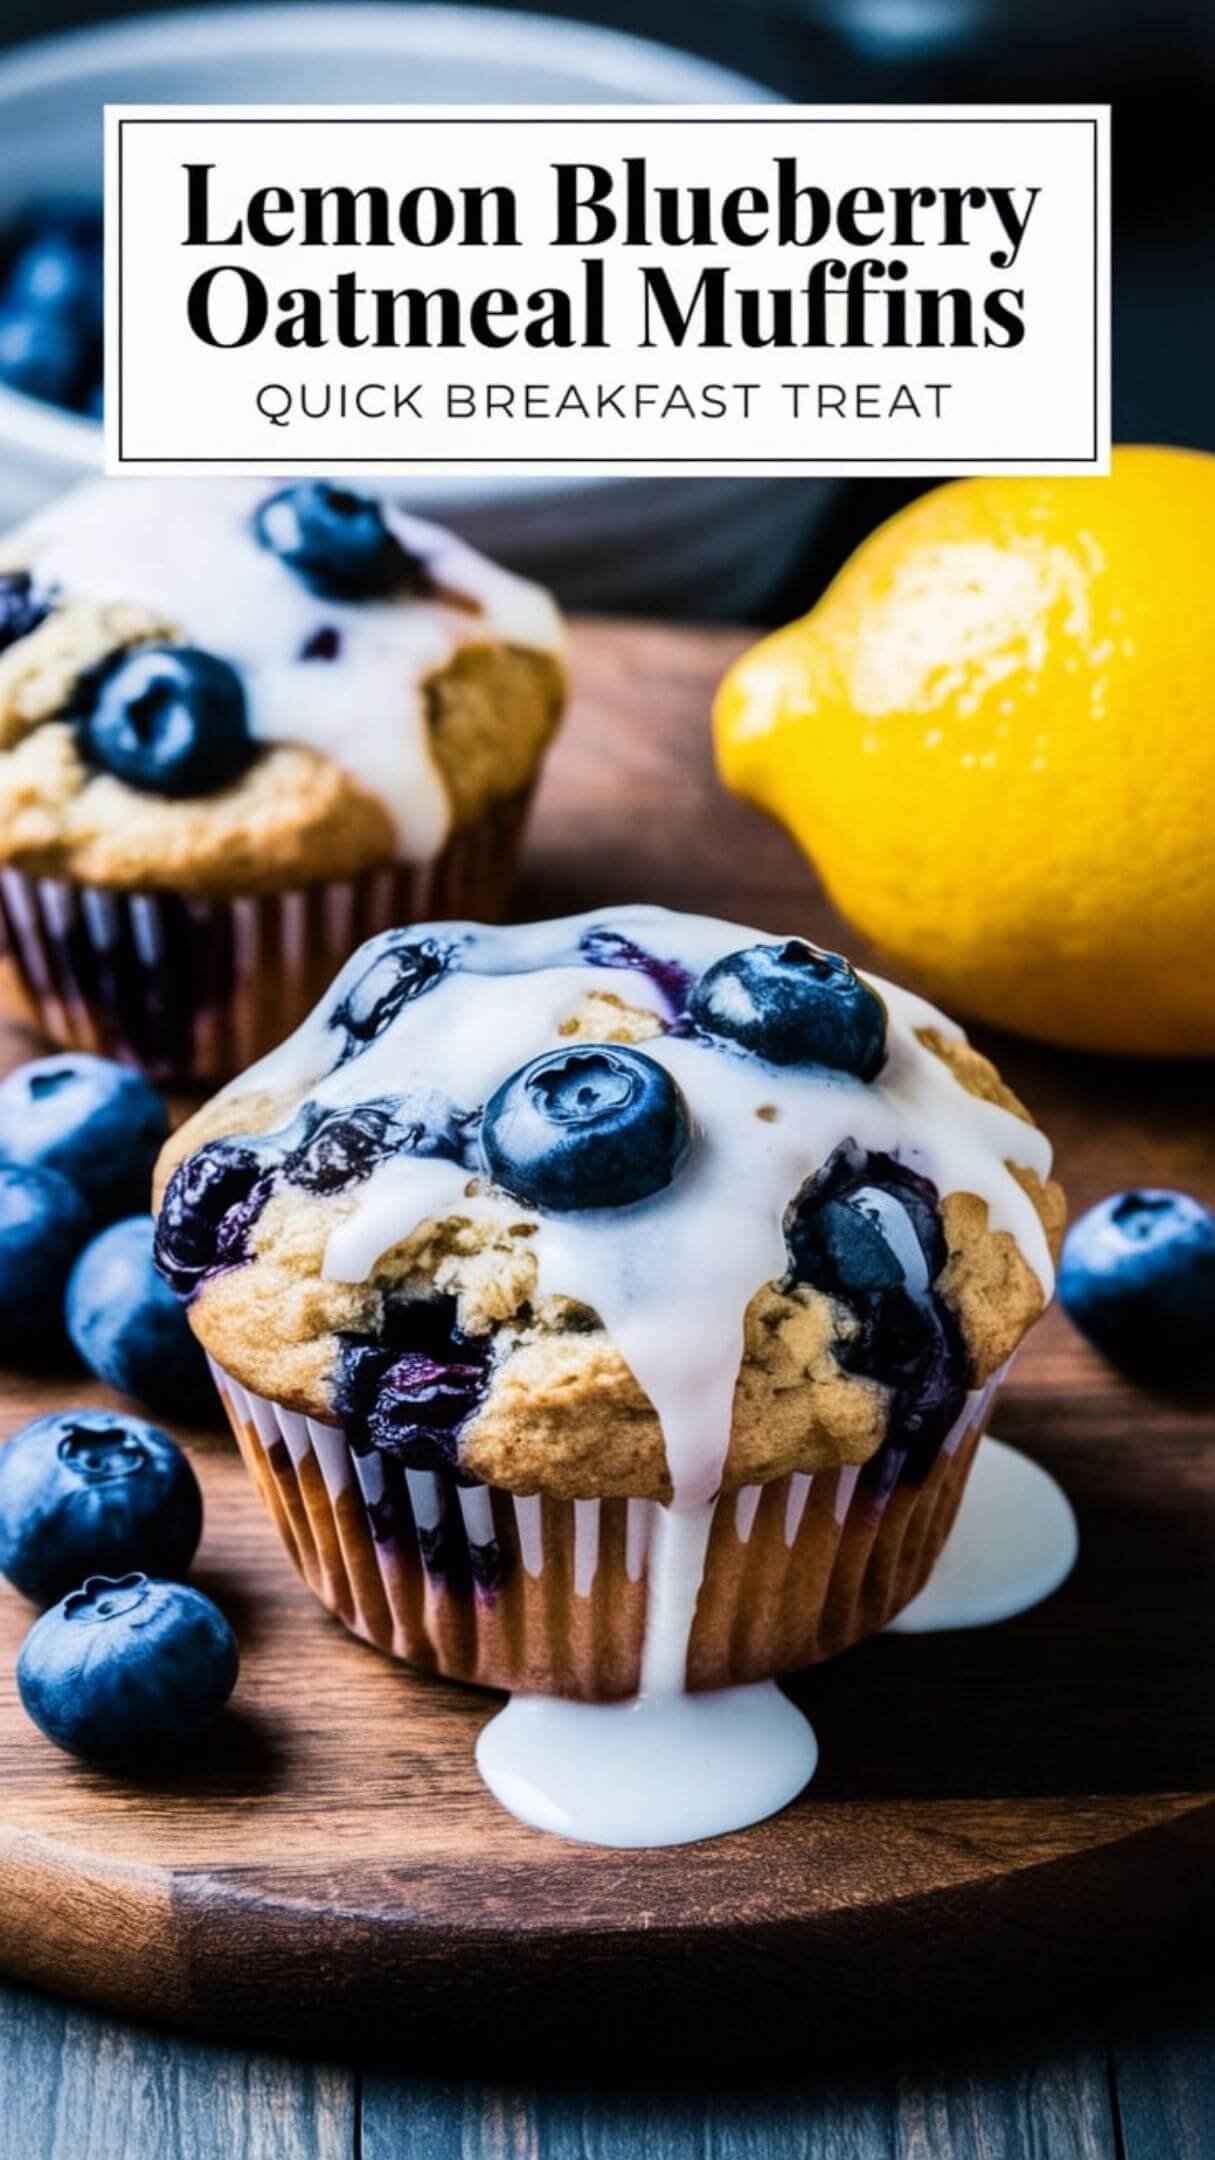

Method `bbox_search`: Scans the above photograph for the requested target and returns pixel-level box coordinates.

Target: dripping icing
[213,905,1057,1841]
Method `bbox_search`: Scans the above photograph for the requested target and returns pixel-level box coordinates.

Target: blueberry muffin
[0,480,565,1081]
[153,906,1064,1700]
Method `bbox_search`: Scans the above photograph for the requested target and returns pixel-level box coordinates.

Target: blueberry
[785,1141,969,1482]
[0,572,51,655]
[154,1138,274,1300]
[67,1217,214,1419]
[282,1093,470,1195]
[329,934,451,1057]
[0,1411,201,1606]
[690,941,888,1080]
[0,1054,168,1225]
[6,221,103,334]
[17,1573,237,1764]
[77,646,256,799]
[481,1045,690,1212]
[336,1295,491,1471]
[254,484,427,600]
[0,1163,91,1365]
[1059,1189,1215,1380]
[0,304,91,408]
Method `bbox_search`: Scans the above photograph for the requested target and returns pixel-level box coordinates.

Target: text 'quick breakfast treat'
[153,906,1064,1840]
[0,479,565,1080]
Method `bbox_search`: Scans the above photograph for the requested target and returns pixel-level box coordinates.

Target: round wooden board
[0,616,1212,2054]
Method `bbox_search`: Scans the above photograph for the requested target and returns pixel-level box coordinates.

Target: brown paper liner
[0,784,534,1085]
[210,1356,1002,1701]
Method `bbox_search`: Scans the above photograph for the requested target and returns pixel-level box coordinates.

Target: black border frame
[114,113,1105,470]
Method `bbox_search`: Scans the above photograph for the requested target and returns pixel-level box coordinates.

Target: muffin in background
[152,905,1064,1702]
[0,478,565,1081]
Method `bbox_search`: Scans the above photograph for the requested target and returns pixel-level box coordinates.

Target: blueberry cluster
[0,1054,209,1412]
[0,1409,237,1764]
[335,1293,493,1475]
[154,1078,476,1301]
[0,206,103,417]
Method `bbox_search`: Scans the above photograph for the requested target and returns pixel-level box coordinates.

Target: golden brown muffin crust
[160,999,1065,1501]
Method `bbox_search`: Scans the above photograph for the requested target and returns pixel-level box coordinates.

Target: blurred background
[0,0,1209,620]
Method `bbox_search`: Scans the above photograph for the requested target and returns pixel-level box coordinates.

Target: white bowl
[0,5,830,613]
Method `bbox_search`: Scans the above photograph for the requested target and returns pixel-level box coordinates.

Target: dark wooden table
[0,621,1211,2158]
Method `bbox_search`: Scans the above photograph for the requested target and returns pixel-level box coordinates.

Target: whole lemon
[714,448,1215,1057]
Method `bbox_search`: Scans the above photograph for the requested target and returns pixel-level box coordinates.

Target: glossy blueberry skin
[0,1411,201,1606]
[0,303,91,408]
[67,1218,214,1420]
[336,1294,491,1472]
[0,1164,91,1365]
[154,1139,274,1300]
[17,1573,237,1764]
[0,1054,168,1226]
[328,934,451,1058]
[77,645,255,799]
[785,1141,969,1483]
[0,572,51,656]
[254,484,424,600]
[1059,1189,1215,1380]
[689,940,888,1081]
[6,221,103,334]
[481,1045,691,1212]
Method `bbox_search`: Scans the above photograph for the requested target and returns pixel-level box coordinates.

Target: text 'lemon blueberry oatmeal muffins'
[152,905,1064,1703]
[0,479,565,1082]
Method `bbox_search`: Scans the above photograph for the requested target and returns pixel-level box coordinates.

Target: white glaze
[475,1683,818,1849]
[887,1435,1077,1632]
[17,478,564,859]
[232,903,1060,1846]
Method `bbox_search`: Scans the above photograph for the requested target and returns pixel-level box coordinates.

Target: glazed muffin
[153,905,1064,1701]
[0,480,564,1081]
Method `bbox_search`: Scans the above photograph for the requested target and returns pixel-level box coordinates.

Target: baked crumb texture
[0,585,563,894]
[158,1004,1065,1503]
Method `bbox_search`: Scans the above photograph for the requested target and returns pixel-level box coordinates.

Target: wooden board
[0,616,1212,2055]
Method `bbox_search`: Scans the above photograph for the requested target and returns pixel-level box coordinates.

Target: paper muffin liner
[0,784,535,1086]
[209,1354,1007,1701]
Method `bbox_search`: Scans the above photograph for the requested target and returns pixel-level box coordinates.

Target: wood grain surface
[0,617,1211,2055]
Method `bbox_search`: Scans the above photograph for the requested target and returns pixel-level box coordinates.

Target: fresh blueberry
[0,303,91,408]
[785,1141,969,1482]
[481,1044,691,1212]
[254,484,427,600]
[0,1163,91,1365]
[154,1138,275,1299]
[1059,1189,1215,1380]
[336,1295,491,1471]
[0,1054,168,1225]
[329,933,451,1057]
[6,220,103,334]
[690,941,888,1080]
[17,1573,237,1764]
[67,1217,214,1419]
[76,645,256,799]
[0,1411,201,1606]
[0,571,52,655]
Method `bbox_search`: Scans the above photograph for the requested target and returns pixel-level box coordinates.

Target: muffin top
[0,479,564,894]
[154,905,1064,1505]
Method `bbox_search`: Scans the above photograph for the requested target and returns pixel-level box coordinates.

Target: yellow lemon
[714,447,1215,1057]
